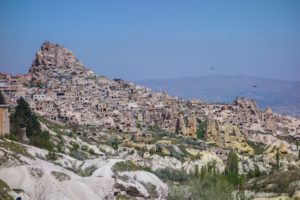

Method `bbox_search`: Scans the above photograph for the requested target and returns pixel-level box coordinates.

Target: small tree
[275,149,280,169]
[196,121,206,139]
[225,150,239,185]
[10,97,41,138]
[0,92,5,104]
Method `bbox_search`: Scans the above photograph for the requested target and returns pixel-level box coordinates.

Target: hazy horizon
[1,1,300,81]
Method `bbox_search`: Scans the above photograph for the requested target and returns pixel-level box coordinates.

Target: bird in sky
[252,85,257,88]
[210,67,215,70]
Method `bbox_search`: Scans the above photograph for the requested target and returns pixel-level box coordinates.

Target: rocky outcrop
[29,42,90,81]
[205,118,254,154]
[175,113,198,138]
[186,113,198,138]
[0,139,168,200]
[205,118,219,143]
[263,108,276,133]
[220,125,254,154]
[176,114,187,135]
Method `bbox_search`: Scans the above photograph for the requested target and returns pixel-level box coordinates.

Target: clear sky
[0,0,300,81]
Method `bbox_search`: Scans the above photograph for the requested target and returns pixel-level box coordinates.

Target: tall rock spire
[29,41,88,81]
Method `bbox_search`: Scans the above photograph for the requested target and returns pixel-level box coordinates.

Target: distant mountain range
[136,75,300,117]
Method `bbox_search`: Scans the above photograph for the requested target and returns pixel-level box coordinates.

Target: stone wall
[0,105,10,135]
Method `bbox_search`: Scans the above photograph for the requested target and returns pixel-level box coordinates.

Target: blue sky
[0,0,300,81]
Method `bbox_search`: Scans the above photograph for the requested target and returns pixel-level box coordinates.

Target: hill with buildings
[0,42,300,200]
[136,75,300,117]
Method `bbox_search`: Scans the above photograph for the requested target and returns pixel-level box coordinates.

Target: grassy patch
[79,165,98,177]
[141,182,158,198]
[0,179,13,200]
[154,168,188,183]
[112,161,140,172]
[197,121,206,139]
[29,132,54,151]
[0,140,32,158]
[116,193,136,200]
[38,116,66,135]
[246,168,300,195]
[69,149,88,161]
[246,140,265,155]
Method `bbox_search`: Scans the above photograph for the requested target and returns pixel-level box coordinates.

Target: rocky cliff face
[29,42,90,81]
[205,118,254,154]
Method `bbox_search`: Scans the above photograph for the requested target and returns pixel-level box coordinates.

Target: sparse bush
[72,143,80,151]
[80,165,98,176]
[0,179,13,200]
[167,185,190,200]
[81,145,88,151]
[246,140,265,155]
[0,140,32,158]
[29,132,54,151]
[108,136,120,150]
[69,150,88,160]
[51,171,70,182]
[225,150,240,185]
[167,173,233,200]
[46,151,59,161]
[196,121,206,139]
[141,183,159,198]
[112,161,139,172]
[88,148,95,155]
[154,168,188,183]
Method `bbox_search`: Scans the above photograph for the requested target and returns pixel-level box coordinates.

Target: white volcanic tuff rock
[0,140,168,200]
[118,171,168,199]
[0,165,103,200]
[149,151,225,173]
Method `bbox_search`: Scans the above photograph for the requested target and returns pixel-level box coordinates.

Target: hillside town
[1,42,300,150]
[1,42,300,200]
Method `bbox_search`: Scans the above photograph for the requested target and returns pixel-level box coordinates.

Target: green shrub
[10,97,41,138]
[88,148,95,155]
[154,168,188,183]
[196,121,206,139]
[79,165,98,177]
[29,132,54,151]
[112,161,139,172]
[46,151,59,161]
[81,145,88,151]
[167,173,233,200]
[167,185,190,200]
[247,140,265,155]
[0,179,13,200]
[69,150,88,160]
[0,140,32,158]
[72,143,80,151]
[108,136,120,150]
[225,150,240,185]
[141,183,159,198]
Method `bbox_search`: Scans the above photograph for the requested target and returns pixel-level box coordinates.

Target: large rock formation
[262,108,276,133]
[186,113,198,138]
[29,42,91,81]
[220,125,254,154]
[175,114,187,135]
[205,118,219,143]
[175,113,198,138]
[205,118,254,154]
